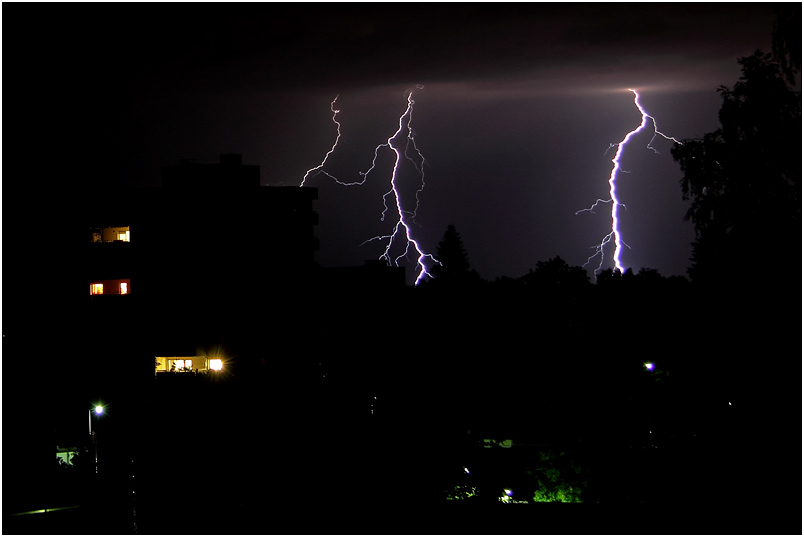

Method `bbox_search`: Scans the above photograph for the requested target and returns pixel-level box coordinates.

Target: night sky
[78,4,777,283]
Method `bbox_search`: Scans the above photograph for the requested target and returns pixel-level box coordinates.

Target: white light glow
[210,359,223,371]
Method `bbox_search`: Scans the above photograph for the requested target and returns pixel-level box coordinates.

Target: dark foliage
[518,256,590,291]
[772,3,802,85]
[671,49,801,287]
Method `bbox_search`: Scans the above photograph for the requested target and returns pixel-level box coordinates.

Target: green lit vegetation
[498,489,528,504]
[443,449,589,504]
[445,485,477,500]
[528,450,587,503]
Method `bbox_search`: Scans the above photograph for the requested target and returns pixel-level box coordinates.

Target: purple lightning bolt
[577,89,682,274]
[359,89,439,285]
[301,87,438,285]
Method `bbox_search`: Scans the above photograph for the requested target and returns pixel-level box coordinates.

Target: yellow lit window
[170,359,193,371]
[118,230,130,242]
[120,282,128,294]
[210,359,223,371]
[90,283,104,295]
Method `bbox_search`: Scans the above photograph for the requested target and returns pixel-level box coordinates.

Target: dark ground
[3,280,801,535]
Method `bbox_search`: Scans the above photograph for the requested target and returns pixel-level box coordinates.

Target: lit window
[210,359,223,371]
[171,359,192,371]
[120,282,128,294]
[90,283,104,295]
[118,230,130,242]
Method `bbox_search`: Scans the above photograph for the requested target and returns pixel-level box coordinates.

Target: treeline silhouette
[671,5,801,292]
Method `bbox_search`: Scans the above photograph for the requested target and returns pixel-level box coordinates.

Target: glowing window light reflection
[120,282,128,294]
[90,283,104,295]
[210,359,223,371]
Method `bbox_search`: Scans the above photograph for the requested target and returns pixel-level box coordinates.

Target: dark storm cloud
[121,4,775,94]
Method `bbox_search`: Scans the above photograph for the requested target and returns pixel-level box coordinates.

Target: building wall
[85,156,320,383]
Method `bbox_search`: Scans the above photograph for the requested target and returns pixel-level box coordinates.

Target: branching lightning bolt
[301,86,439,285]
[300,96,366,187]
[300,96,341,187]
[577,89,682,275]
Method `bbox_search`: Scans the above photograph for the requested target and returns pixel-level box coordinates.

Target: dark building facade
[85,155,320,388]
[88,154,319,307]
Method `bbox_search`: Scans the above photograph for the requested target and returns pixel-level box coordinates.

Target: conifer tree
[432,224,479,283]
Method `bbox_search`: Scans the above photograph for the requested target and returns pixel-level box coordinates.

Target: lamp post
[89,405,104,474]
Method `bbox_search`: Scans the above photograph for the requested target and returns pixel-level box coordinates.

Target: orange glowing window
[120,282,128,294]
[90,283,104,295]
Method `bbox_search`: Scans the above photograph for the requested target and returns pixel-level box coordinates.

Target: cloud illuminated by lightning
[301,87,439,285]
[577,89,682,274]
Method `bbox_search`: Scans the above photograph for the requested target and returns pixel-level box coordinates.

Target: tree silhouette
[772,3,802,85]
[519,256,590,291]
[671,49,801,286]
[431,224,481,285]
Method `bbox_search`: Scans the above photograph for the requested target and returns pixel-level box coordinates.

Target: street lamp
[89,404,104,474]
